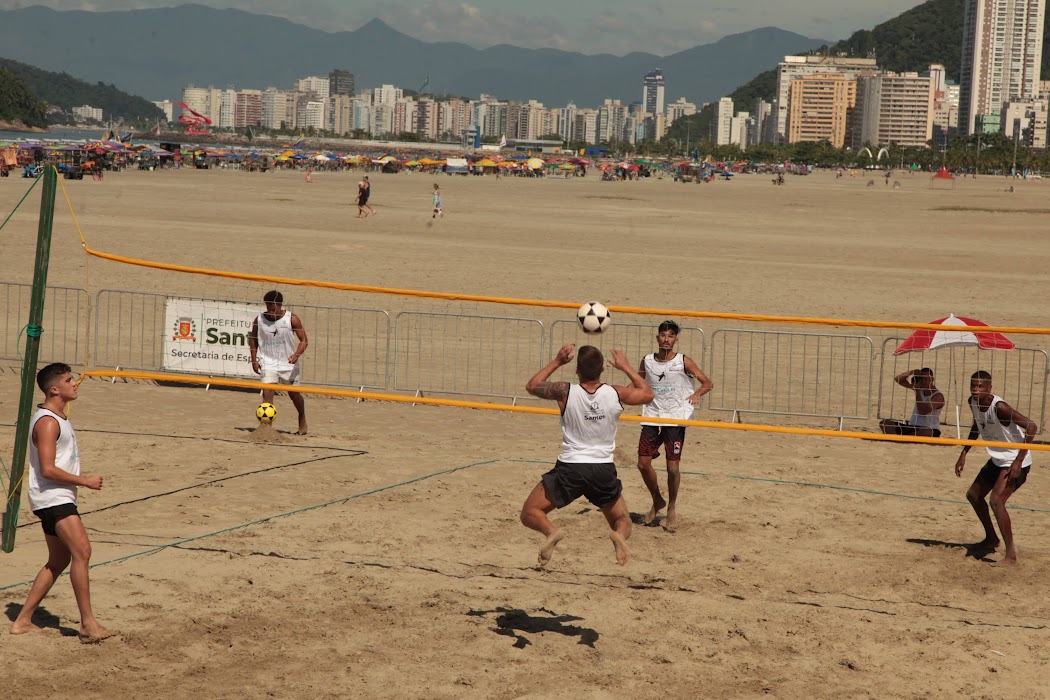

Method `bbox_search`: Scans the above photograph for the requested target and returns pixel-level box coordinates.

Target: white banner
[163,298,260,378]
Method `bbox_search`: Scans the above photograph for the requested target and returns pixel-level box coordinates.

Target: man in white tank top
[954,370,1038,567]
[636,320,713,532]
[10,363,116,642]
[249,290,309,434]
[879,367,945,437]
[521,344,653,567]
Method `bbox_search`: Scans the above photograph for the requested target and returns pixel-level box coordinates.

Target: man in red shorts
[637,320,713,532]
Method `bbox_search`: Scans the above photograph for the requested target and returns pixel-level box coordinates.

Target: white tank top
[28,406,80,511]
[641,353,695,424]
[909,389,943,430]
[970,395,1032,469]
[558,384,623,463]
[256,310,298,371]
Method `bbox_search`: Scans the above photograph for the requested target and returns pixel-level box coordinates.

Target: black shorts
[976,460,1030,490]
[885,422,941,437]
[33,503,79,537]
[541,460,622,509]
[638,425,686,460]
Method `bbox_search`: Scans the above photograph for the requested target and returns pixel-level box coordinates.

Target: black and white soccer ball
[577,301,612,334]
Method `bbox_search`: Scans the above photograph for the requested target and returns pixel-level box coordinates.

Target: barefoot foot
[610,531,629,566]
[9,621,46,635]
[537,529,565,567]
[642,496,666,525]
[663,508,678,533]
[990,553,1018,568]
[78,626,118,644]
[297,417,308,435]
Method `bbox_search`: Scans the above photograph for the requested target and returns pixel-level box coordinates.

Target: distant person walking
[356,175,375,217]
[432,183,443,218]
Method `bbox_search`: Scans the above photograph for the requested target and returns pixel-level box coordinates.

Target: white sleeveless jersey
[641,353,695,424]
[28,407,80,511]
[970,395,1032,469]
[909,389,943,430]
[558,384,623,463]
[256,311,298,372]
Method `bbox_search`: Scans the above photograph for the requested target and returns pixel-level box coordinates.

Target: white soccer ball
[577,301,612,334]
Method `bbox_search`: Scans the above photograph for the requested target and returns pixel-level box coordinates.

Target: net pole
[2,166,57,553]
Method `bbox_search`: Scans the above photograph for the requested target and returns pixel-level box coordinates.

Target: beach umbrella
[527,157,544,170]
[893,315,1015,355]
[892,314,1015,437]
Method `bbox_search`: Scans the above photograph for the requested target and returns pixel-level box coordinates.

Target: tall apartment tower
[959,0,1046,134]
[715,97,734,145]
[328,69,355,97]
[642,69,665,117]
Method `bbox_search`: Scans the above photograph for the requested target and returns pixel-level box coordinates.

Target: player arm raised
[894,369,917,388]
[608,349,654,406]
[34,418,102,490]
[289,313,308,364]
[527,343,573,407]
[684,355,714,405]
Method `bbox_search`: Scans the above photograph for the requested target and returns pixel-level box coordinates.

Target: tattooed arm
[527,344,575,407]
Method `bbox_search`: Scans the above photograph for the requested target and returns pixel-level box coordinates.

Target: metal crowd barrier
[393,312,545,402]
[93,290,390,390]
[0,282,88,366]
[547,320,706,396]
[706,329,874,428]
[878,337,1049,436]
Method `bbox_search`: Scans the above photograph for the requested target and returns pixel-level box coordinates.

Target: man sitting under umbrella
[880,368,945,438]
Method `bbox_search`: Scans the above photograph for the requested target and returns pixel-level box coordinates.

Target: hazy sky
[1,0,929,54]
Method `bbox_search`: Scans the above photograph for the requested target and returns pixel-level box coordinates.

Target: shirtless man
[520,344,653,567]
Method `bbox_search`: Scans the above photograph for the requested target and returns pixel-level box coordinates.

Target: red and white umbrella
[894,314,1015,355]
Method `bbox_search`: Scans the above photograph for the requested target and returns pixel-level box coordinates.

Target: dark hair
[576,345,604,382]
[263,290,283,304]
[971,370,992,382]
[37,362,71,394]
[657,320,680,335]
[914,367,933,377]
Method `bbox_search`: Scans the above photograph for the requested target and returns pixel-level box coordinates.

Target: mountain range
[0,4,825,107]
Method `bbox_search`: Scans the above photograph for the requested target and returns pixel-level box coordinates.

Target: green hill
[0,66,48,128]
[665,0,1049,145]
[0,56,163,125]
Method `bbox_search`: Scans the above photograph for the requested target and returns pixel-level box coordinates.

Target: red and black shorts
[638,425,686,461]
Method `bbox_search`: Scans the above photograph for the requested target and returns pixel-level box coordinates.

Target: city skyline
[1,0,929,54]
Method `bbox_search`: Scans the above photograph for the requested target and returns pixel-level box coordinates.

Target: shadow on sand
[467,607,599,649]
[906,537,997,561]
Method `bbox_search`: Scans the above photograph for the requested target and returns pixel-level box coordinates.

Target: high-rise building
[328,69,355,97]
[556,102,578,141]
[959,0,1046,134]
[180,86,222,125]
[1001,99,1048,147]
[751,99,772,146]
[715,97,734,145]
[855,72,935,147]
[665,97,697,126]
[233,90,263,128]
[574,109,599,145]
[924,64,961,141]
[219,89,236,129]
[771,55,878,143]
[373,84,404,107]
[786,73,856,147]
[295,76,330,101]
[153,100,174,122]
[330,94,353,135]
[597,99,628,143]
[261,89,291,130]
[643,69,665,118]
[729,112,749,149]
